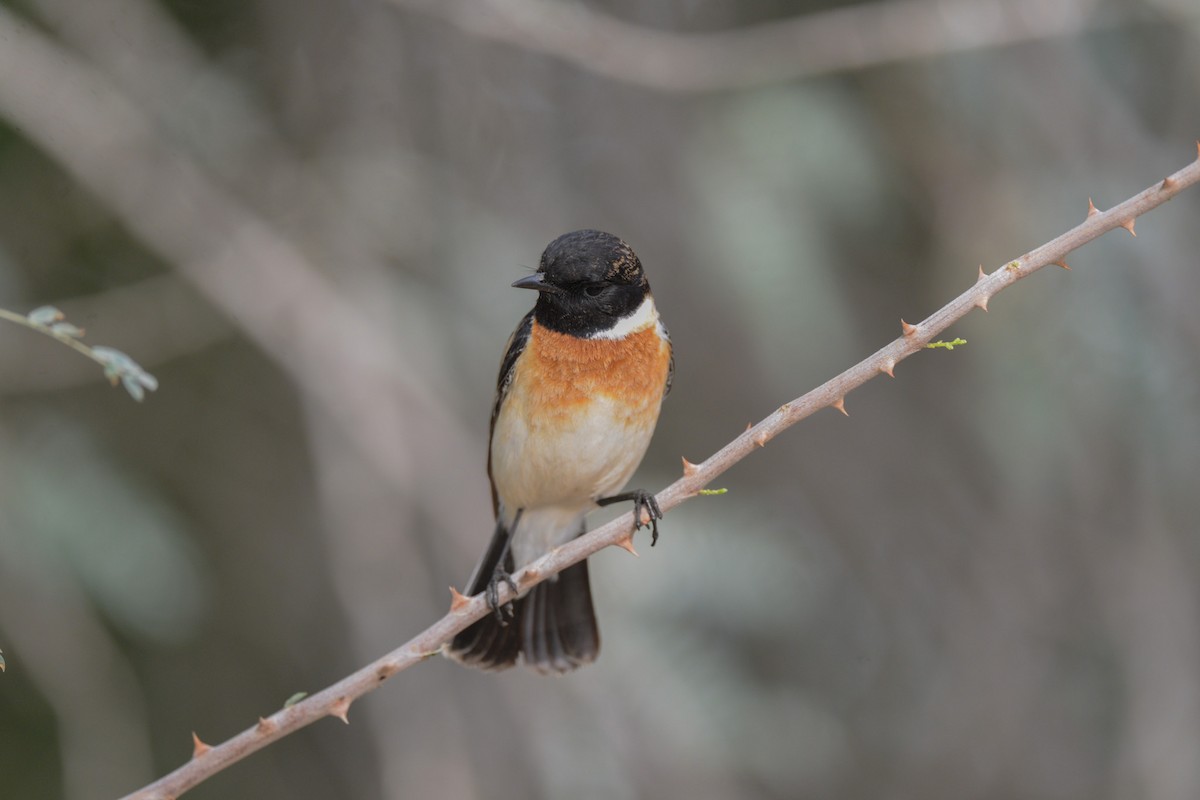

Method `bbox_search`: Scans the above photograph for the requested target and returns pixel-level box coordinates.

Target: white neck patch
[588,294,659,340]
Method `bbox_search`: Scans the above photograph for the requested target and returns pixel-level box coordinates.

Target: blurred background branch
[1,1,1199,799]
[394,0,1131,92]
[0,3,479,513]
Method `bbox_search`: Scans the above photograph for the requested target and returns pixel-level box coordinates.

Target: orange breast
[490,320,671,512]
[520,322,671,422]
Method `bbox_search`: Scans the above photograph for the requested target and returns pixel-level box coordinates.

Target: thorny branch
[121,149,1200,800]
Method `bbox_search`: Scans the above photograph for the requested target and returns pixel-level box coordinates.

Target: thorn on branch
[879,359,895,378]
[1054,260,1071,271]
[1120,218,1137,237]
[448,586,470,612]
[256,717,276,734]
[192,733,212,759]
[831,397,848,416]
[1087,198,1099,218]
[615,534,638,556]
[976,265,987,283]
[901,319,918,337]
[681,457,699,476]
[1162,176,1177,190]
[330,697,351,725]
[975,295,989,312]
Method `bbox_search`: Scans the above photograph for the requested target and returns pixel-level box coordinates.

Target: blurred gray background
[1,0,1199,798]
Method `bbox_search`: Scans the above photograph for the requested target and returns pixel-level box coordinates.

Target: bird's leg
[487,508,523,624]
[597,489,663,546]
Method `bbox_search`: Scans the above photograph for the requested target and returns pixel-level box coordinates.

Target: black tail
[522,560,600,674]
[447,523,600,674]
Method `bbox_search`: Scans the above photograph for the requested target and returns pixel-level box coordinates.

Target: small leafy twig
[283,693,308,709]
[697,488,728,495]
[925,338,967,350]
[0,305,158,401]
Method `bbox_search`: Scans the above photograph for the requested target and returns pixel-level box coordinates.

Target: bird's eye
[583,284,605,297]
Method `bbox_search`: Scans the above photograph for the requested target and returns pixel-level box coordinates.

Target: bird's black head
[512,230,650,337]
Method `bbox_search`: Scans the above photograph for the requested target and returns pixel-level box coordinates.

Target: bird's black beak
[512,273,562,294]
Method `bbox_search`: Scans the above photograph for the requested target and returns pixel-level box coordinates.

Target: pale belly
[490,393,658,515]
[491,393,659,567]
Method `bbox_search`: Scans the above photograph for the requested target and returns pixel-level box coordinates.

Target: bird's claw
[485,569,519,625]
[630,490,663,547]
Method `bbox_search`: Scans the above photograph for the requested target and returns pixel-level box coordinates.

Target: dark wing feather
[662,321,674,397]
[487,310,535,515]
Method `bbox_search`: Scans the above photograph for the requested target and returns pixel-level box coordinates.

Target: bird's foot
[486,568,519,625]
[598,489,663,546]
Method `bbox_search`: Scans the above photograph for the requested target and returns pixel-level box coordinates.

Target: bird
[447,229,673,674]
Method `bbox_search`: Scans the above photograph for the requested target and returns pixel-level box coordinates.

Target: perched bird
[447,229,673,674]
